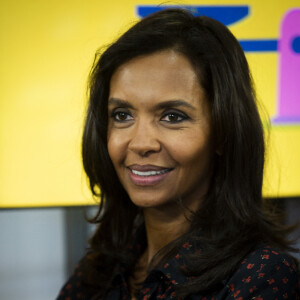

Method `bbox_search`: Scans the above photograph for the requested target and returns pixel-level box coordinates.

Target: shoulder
[224,245,300,299]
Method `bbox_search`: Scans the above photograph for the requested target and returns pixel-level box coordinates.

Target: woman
[57,9,299,300]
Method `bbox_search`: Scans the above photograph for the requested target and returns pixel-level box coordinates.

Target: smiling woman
[57,8,299,300]
[107,51,213,211]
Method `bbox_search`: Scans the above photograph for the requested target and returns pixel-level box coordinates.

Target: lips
[131,168,170,177]
[127,164,173,186]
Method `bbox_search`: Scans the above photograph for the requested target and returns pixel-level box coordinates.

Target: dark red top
[57,241,300,300]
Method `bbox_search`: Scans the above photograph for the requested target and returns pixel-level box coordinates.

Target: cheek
[107,131,124,165]
[180,141,214,184]
[169,134,212,165]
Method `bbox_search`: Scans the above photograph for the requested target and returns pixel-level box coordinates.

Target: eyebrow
[108,98,134,109]
[155,100,195,110]
[108,98,196,110]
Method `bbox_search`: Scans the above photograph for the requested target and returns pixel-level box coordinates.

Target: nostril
[128,138,161,156]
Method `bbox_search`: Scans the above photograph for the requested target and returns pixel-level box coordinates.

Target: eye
[111,110,133,122]
[161,111,188,123]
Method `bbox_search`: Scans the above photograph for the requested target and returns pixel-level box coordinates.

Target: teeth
[131,169,170,177]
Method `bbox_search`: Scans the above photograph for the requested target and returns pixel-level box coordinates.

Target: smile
[131,169,171,177]
[128,166,173,186]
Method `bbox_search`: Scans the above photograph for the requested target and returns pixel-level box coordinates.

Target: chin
[130,198,166,208]
[128,192,178,210]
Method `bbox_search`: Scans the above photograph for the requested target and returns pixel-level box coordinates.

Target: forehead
[109,50,206,109]
[111,50,198,82]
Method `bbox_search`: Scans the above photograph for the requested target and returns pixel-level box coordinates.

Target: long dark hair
[82,8,296,298]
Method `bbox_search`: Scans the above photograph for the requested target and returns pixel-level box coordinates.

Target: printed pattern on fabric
[56,244,300,300]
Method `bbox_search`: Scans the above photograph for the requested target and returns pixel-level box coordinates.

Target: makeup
[128,167,173,186]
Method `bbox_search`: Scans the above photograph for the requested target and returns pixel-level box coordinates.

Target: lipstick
[128,165,173,186]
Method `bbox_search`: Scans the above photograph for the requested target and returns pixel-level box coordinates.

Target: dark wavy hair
[81,8,296,298]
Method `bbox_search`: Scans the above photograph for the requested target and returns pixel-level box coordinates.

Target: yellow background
[1,0,299,207]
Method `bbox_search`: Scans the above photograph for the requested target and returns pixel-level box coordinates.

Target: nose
[128,120,161,157]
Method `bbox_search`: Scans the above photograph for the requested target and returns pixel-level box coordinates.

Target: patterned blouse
[57,239,300,300]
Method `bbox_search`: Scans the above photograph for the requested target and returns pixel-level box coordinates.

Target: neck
[142,204,192,265]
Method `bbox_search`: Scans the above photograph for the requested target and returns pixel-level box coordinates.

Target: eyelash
[110,109,189,124]
[161,111,189,123]
[111,110,133,122]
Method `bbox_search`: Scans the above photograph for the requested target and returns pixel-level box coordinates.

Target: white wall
[0,209,66,300]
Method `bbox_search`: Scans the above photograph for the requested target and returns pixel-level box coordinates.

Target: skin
[107,50,214,296]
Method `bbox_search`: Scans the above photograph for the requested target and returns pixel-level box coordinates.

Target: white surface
[0,209,66,300]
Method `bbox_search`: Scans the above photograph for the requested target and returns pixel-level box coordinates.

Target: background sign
[0,0,299,207]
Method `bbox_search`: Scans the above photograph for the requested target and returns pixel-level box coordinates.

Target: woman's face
[107,50,214,211]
